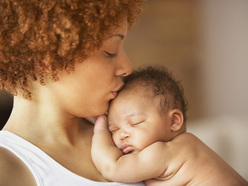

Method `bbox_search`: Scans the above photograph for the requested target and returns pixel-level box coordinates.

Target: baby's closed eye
[130,120,145,126]
[108,126,119,134]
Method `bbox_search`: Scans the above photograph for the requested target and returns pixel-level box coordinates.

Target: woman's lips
[121,142,134,154]
[112,91,118,98]
[112,83,124,98]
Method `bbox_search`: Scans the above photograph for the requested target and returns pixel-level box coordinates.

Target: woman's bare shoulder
[0,147,36,186]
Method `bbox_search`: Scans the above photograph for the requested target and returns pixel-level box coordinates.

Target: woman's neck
[3,95,90,146]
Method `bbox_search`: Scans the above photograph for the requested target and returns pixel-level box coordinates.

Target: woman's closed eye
[104,51,117,58]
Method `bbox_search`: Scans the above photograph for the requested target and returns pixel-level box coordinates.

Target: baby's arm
[91,115,166,183]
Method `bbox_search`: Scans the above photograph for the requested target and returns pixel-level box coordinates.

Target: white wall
[190,0,248,180]
[200,0,248,117]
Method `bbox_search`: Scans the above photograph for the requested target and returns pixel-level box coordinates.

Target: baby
[91,66,247,185]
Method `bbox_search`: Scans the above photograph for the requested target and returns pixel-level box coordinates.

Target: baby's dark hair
[124,66,188,121]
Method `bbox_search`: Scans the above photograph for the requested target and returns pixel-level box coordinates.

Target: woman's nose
[115,51,132,77]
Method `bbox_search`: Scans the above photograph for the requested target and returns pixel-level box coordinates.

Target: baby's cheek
[112,135,120,148]
[136,138,153,151]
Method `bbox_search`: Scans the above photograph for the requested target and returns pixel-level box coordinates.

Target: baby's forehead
[121,82,153,97]
[116,82,173,115]
[108,84,152,113]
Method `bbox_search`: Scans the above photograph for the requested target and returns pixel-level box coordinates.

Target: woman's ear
[169,109,184,132]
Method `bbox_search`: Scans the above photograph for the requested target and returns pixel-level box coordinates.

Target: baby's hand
[94,115,108,133]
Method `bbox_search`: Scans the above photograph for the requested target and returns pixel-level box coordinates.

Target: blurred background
[1,0,247,180]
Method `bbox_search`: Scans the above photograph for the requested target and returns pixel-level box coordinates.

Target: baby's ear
[169,109,184,132]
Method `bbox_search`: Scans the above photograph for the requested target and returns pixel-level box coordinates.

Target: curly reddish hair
[0,0,143,99]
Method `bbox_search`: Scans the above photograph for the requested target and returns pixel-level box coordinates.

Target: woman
[0,1,144,185]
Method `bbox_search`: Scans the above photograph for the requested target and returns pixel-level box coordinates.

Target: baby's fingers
[94,114,108,133]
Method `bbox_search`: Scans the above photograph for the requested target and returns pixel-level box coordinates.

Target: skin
[0,18,131,185]
[107,86,182,154]
[91,87,248,186]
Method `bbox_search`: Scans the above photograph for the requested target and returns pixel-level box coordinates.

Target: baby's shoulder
[168,133,205,154]
[173,132,200,144]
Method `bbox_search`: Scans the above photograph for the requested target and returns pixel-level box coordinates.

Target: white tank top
[0,131,145,186]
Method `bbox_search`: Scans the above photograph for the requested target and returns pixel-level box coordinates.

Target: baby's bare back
[146,133,248,186]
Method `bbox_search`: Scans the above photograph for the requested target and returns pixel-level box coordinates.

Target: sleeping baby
[91,66,248,185]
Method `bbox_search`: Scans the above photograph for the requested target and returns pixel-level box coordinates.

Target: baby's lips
[122,146,134,154]
[121,142,134,154]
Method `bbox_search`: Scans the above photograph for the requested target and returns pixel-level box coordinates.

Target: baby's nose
[120,131,129,140]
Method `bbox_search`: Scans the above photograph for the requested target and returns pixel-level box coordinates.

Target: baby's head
[108,66,188,154]
[124,66,187,120]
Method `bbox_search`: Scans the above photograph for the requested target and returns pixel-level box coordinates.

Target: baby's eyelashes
[129,120,145,126]
[108,126,119,134]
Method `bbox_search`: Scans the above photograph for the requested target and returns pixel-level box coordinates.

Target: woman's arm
[0,147,36,186]
[91,115,166,183]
